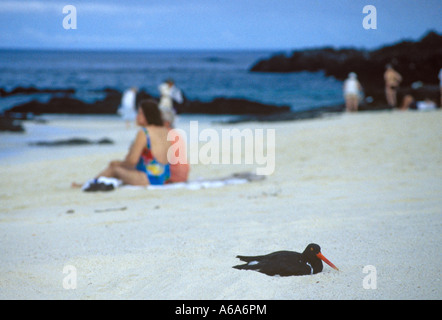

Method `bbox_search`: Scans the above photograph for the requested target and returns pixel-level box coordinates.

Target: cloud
[0,1,183,15]
[18,26,145,48]
[0,1,60,13]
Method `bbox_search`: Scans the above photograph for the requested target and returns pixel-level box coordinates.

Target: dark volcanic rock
[176,97,290,115]
[250,31,442,111]
[251,48,370,77]
[6,88,287,116]
[0,116,25,132]
[251,31,442,87]
[9,97,89,115]
[29,137,114,146]
[222,104,345,124]
[0,86,75,97]
[6,91,122,115]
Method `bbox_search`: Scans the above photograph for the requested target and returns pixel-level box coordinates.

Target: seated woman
[73,100,173,190]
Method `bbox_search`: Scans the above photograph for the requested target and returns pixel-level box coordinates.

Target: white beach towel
[128,172,264,190]
[82,172,264,192]
[131,177,249,190]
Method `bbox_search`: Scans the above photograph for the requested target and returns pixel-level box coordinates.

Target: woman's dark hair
[138,99,164,126]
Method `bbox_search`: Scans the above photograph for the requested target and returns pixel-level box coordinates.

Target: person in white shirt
[117,87,138,128]
[343,72,363,112]
[158,79,183,111]
[158,79,183,128]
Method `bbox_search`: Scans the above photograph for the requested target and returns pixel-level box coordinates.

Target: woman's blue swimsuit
[135,128,170,185]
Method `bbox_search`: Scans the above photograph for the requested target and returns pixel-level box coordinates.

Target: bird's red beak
[316,252,339,271]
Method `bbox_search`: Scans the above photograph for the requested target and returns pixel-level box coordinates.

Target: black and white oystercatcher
[233,243,339,276]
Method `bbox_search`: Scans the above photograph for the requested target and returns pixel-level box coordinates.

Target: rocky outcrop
[5,90,122,115]
[221,104,344,124]
[176,98,290,115]
[0,115,25,132]
[0,87,75,97]
[250,31,442,87]
[29,137,113,146]
[5,89,289,116]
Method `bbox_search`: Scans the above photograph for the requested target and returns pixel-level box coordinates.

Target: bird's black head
[302,243,321,257]
[302,243,339,273]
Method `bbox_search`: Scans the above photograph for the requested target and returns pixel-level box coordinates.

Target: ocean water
[0,50,344,113]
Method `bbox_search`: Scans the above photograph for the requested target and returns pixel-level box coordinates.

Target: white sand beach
[0,110,441,300]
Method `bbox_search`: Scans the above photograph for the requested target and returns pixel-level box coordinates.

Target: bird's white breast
[306,262,313,275]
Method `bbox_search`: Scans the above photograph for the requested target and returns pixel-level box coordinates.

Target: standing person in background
[117,87,138,129]
[343,72,363,112]
[158,78,183,114]
[158,79,183,136]
[384,64,402,108]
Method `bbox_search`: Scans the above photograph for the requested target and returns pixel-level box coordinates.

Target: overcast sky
[0,0,441,50]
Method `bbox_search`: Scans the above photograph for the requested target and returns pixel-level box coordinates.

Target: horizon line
[0,29,439,54]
